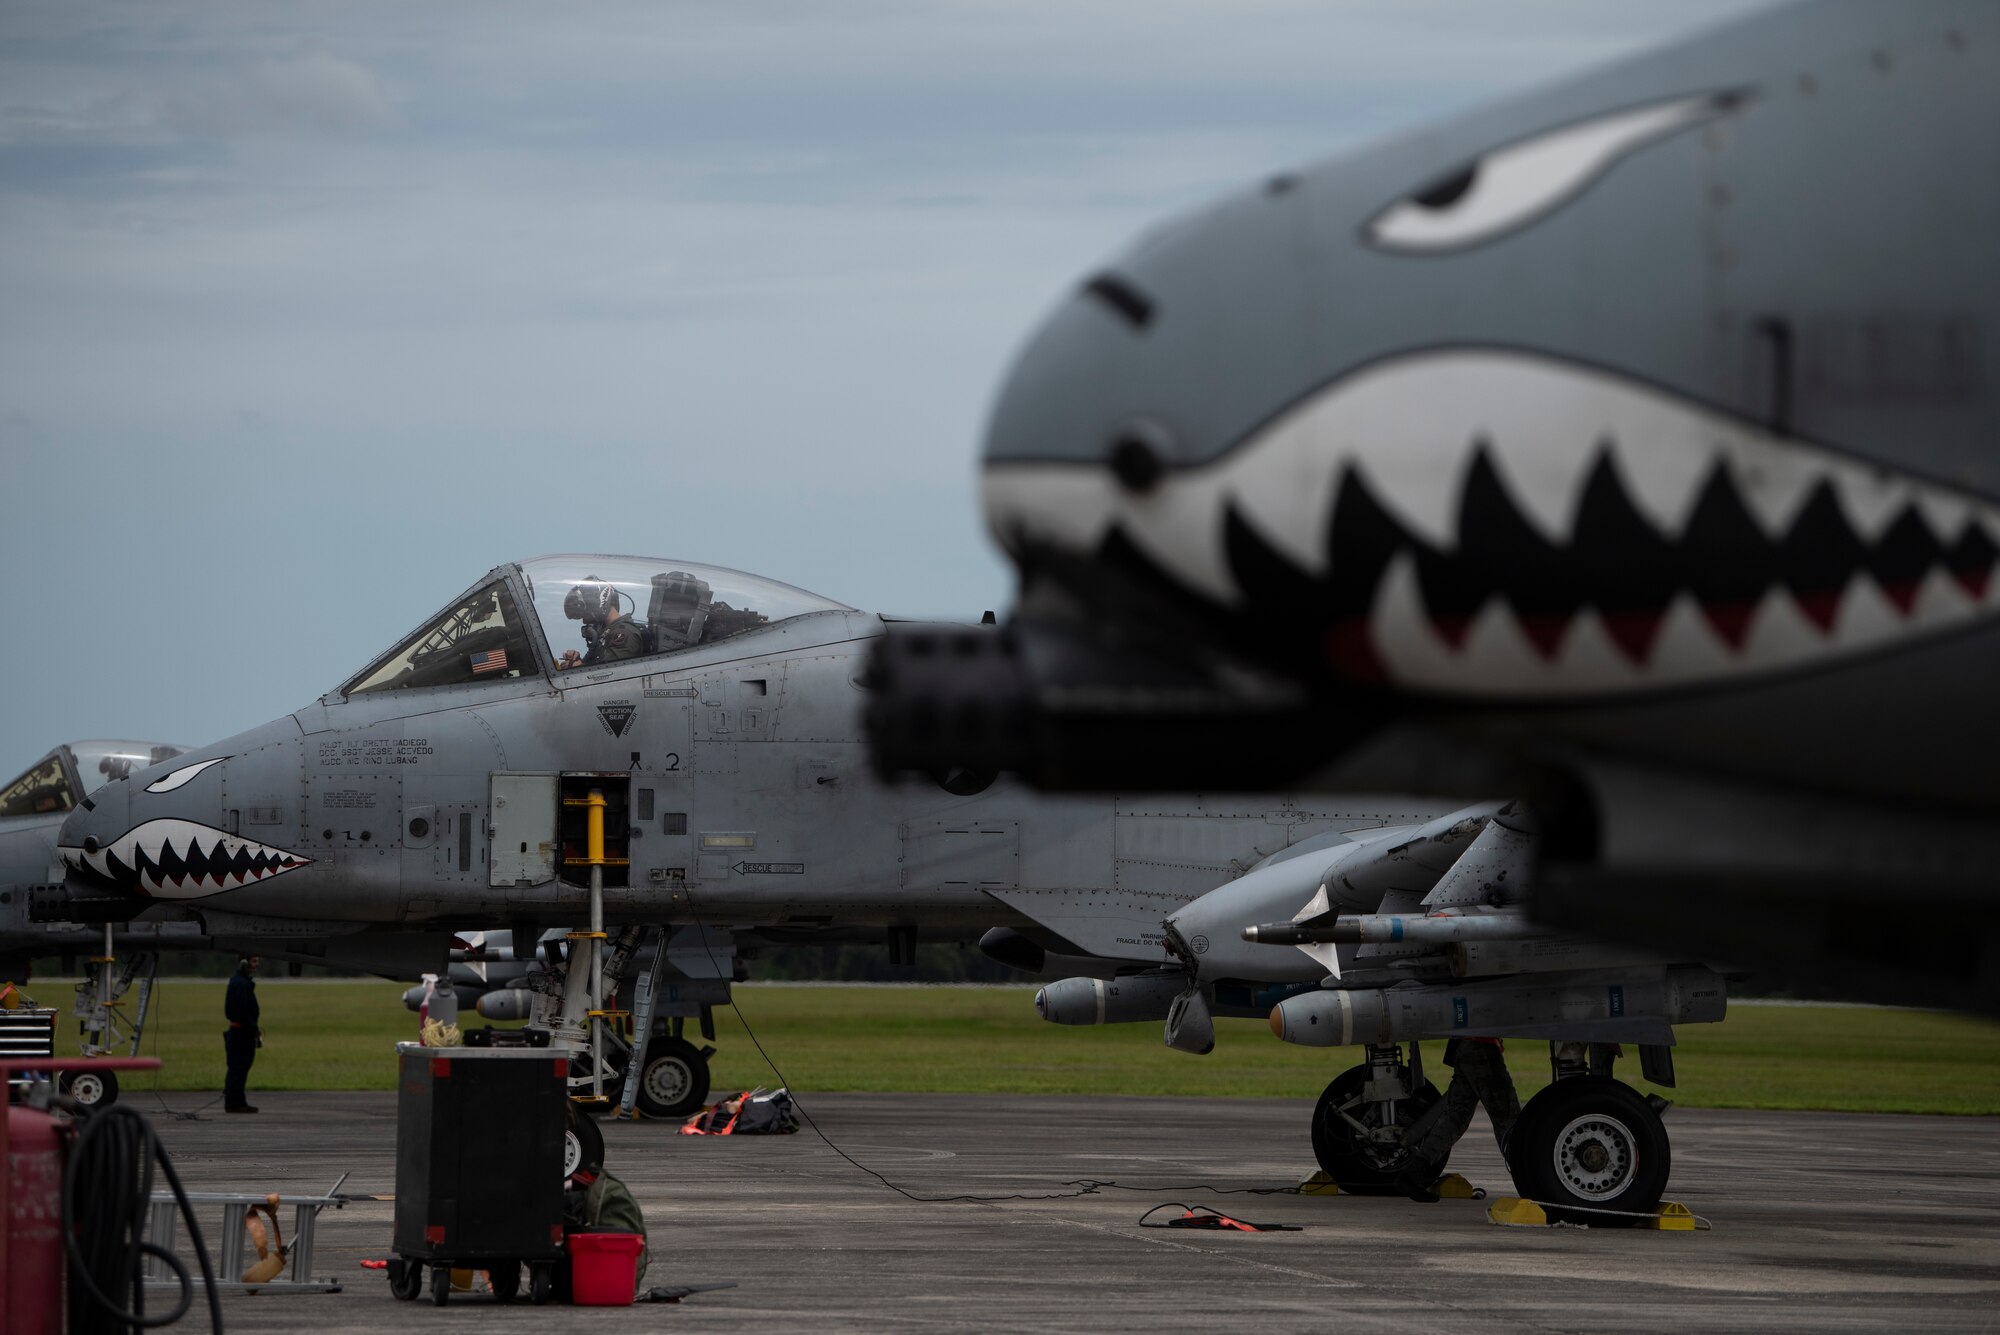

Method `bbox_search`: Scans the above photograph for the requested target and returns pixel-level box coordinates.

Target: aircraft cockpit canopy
[347,580,540,695]
[0,753,71,817]
[344,556,852,695]
[0,740,187,818]
[521,555,851,670]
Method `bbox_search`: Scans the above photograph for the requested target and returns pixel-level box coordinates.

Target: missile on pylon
[1243,910,1540,947]
[1267,965,1727,1047]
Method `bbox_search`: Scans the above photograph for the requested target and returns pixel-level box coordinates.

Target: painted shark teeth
[60,819,311,900]
[986,348,2000,696]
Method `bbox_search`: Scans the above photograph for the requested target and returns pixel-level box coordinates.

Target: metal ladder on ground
[144,1176,350,1295]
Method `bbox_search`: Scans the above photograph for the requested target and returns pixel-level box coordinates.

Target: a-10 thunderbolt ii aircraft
[866,0,2000,1014]
[51,553,1472,1115]
[2,740,451,1105]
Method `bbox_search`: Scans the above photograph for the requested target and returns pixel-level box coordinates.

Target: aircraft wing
[983,886,1185,965]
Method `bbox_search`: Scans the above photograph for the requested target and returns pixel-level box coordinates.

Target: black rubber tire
[430,1262,451,1306]
[634,1038,711,1118]
[487,1261,520,1303]
[61,1069,119,1108]
[388,1259,421,1301]
[1309,1063,1446,1194]
[529,1262,554,1306]
[565,1112,606,1179]
[1508,1076,1670,1226]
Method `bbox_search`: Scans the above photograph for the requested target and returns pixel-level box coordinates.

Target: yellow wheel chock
[1297,1170,1484,1199]
[1487,1196,1708,1229]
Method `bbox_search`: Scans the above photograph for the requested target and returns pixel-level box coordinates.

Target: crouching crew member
[1397,1036,1520,1202]
[563,1104,650,1298]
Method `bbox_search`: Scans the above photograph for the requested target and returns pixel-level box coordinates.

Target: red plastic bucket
[566,1232,644,1306]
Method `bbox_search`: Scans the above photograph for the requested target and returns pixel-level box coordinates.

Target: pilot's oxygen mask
[564,578,626,655]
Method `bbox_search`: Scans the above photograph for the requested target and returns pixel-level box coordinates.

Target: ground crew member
[562,1103,650,1297]
[1397,1036,1520,1202]
[558,579,646,668]
[224,955,262,1113]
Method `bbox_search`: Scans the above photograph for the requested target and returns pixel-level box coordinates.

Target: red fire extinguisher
[5,1103,67,1335]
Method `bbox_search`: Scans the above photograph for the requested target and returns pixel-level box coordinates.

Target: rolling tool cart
[389,1041,568,1305]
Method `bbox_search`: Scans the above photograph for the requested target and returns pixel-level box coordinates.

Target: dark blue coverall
[224,965,260,1110]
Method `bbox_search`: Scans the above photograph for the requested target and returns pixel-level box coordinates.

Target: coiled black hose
[63,1102,224,1335]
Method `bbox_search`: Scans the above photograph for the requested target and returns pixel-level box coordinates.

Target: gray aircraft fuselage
[56,556,1452,956]
[2,740,451,985]
[866,0,2000,1009]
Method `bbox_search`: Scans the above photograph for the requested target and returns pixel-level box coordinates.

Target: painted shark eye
[1364,92,1740,254]
[144,756,228,793]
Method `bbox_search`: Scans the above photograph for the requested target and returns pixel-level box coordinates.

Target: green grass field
[58,981,2000,1114]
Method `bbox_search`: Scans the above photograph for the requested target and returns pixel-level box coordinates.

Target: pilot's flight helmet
[563,578,620,624]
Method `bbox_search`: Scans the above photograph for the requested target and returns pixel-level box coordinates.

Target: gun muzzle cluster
[863,615,1334,791]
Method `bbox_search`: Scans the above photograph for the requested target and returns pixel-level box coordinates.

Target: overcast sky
[0,0,1775,767]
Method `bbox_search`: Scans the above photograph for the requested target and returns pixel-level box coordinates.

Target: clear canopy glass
[347,580,539,695]
[0,740,186,818]
[69,740,187,788]
[0,753,70,818]
[519,555,851,671]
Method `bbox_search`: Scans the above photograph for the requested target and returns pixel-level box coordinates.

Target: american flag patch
[469,649,509,674]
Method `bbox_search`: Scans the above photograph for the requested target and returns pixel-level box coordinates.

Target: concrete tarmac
[128,1091,1997,1333]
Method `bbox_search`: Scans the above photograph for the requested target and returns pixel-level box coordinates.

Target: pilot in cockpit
[558,578,646,669]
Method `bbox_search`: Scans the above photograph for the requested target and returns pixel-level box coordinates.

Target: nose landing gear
[1309,1043,1447,1193]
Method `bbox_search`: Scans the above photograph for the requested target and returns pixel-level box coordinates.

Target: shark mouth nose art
[62,819,312,900]
[985,349,2000,697]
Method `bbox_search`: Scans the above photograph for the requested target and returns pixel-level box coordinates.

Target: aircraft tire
[635,1038,711,1119]
[565,1114,606,1179]
[60,1069,119,1108]
[1508,1076,1669,1225]
[1309,1063,1446,1194]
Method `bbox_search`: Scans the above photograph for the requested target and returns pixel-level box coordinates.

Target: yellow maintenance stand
[559,788,628,1104]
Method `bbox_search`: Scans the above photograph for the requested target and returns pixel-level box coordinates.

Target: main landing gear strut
[1309,1039,1674,1222]
[525,924,717,1131]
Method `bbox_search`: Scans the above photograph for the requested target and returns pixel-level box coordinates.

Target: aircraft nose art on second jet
[59,725,316,901]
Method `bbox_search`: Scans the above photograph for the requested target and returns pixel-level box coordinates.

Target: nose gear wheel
[1309,1061,1446,1193]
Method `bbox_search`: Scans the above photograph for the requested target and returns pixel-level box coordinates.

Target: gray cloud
[156,49,392,138]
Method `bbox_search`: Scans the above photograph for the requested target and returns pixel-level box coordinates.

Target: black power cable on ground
[680,894,1299,1206]
[64,1101,224,1335]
